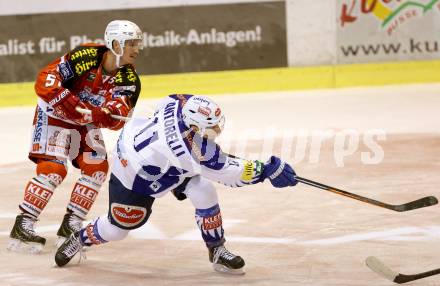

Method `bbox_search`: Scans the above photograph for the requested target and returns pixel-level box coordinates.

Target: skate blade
[7,238,44,254]
[213,263,245,275]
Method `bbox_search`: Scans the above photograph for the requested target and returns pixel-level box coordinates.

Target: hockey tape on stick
[366,256,440,284]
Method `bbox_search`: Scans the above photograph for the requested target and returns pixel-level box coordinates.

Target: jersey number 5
[45,74,61,87]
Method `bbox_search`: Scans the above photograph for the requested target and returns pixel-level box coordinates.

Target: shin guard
[195,204,225,248]
[67,176,101,219]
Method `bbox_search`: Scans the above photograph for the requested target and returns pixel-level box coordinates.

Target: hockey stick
[75,106,129,122]
[366,256,440,284]
[295,176,438,212]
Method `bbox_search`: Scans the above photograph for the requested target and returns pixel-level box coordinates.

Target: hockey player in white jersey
[54,94,298,274]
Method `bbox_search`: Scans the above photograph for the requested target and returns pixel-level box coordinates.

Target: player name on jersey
[163,101,185,157]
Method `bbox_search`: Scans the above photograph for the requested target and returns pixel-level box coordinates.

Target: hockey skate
[56,212,83,247]
[209,245,245,275]
[7,214,46,254]
[55,231,84,267]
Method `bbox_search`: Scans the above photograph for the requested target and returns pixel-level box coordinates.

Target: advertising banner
[0,1,287,83]
[337,0,440,64]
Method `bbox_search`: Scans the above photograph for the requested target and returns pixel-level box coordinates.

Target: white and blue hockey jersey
[112,94,263,197]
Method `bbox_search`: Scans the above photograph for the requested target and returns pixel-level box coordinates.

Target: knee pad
[77,154,109,185]
[108,174,155,230]
[184,176,219,209]
[36,159,67,187]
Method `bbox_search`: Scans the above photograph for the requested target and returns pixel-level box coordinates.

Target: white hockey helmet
[104,20,143,58]
[182,96,225,139]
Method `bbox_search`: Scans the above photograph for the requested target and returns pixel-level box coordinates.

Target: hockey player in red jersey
[7,20,144,253]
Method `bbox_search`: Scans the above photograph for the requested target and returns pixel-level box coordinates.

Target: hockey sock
[195,204,225,248]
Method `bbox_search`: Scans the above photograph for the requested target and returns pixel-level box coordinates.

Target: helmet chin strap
[111,42,124,68]
[115,55,121,68]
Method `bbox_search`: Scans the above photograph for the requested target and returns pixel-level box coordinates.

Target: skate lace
[62,235,82,258]
[213,246,235,263]
[21,217,37,235]
[68,215,83,232]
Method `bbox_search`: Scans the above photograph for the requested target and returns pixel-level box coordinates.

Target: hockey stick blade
[295,176,438,212]
[391,196,438,212]
[366,256,440,284]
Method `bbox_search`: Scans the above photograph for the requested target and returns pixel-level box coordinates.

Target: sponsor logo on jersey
[49,89,71,106]
[70,47,98,61]
[111,85,136,99]
[75,60,98,76]
[33,108,46,143]
[47,130,70,156]
[114,68,137,84]
[112,85,136,93]
[126,68,137,83]
[115,71,124,84]
[111,90,125,99]
[110,203,147,228]
[32,143,41,152]
[78,88,105,107]
[58,62,74,81]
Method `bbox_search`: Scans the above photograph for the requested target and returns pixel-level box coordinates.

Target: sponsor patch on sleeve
[241,161,255,182]
[58,62,74,81]
[240,160,263,182]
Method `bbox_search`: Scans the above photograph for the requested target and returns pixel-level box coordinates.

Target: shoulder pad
[67,45,106,77]
[112,65,141,105]
[114,65,140,86]
[183,131,226,170]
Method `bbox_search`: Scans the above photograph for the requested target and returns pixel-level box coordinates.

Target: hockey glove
[91,106,114,128]
[105,99,129,130]
[50,89,82,120]
[91,99,129,130]
[262,156,298,188]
